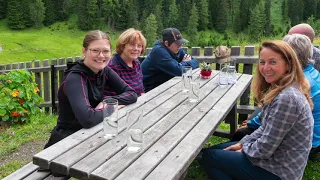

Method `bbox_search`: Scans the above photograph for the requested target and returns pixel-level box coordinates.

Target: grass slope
[0,19,119,65]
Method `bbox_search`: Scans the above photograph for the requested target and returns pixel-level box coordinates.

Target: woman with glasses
[107,28,146,96]
[45,30,138,148]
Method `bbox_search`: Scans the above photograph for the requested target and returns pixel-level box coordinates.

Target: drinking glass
[228,58,237,84]
[102,98,118,140]
[188,74,201,103]
[181,65,192,93]
[126,109,144,153]
[218,63,229,87]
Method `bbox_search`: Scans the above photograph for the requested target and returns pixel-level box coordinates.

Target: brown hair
[83,30,111,50]
[252,40,313,108]
[115,28,146,55]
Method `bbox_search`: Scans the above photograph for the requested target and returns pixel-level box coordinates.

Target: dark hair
[83,30,111,50]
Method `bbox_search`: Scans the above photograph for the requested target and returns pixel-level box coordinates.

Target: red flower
[19,99,24,104]
[12,112,21,117]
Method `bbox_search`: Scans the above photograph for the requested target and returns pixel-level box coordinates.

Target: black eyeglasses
[89,48,111,57]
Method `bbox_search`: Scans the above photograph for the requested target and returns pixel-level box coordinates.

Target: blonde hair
[252,40,313,109]
[115,28,147,55]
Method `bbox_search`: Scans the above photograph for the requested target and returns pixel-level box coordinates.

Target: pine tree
[239,0,250,31]
[7,0,25,29]
[126,0,139,29]
[78,0,91,30]
[303,0,317,20]
[177,0,192,30]
[144,13,158,47]
[248,0,266,41]
[22,0,34,28]
[154,2,163,36]
[0,0,8,19]
[167,0,178,27]
[186,3,198,46]
[214,0,228,33]
[288,0,303,26]
[265,0,271,35]
[30,0,46,28]
[197,0,209,30]
[55,0,68,21]
[43,0,56,26]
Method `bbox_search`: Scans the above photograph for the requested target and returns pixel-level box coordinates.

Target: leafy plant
[0,70,43,123]
[199,62,214,72]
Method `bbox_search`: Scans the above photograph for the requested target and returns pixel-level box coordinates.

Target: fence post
[43,60,50,113]
[231,46,241,71]
[12,63,18,69]
[26,62,32,68]
[51,64,57,114]
[182,47,188,53]
[191,47,200,56]
[145,48,152,56]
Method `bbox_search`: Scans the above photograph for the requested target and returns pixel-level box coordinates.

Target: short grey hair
[283,34,312,68]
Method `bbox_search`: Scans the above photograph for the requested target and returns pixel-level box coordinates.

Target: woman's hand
[224,143,243,152]
[95,102,104,110]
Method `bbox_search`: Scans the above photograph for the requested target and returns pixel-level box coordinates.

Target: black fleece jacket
[56,60,137,131]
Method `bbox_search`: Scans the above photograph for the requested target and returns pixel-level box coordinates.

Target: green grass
[0,112,56,156]
[0,18,119,65]
[0,112,56,179]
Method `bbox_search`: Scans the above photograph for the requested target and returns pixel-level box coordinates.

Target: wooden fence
[0,46,259,121]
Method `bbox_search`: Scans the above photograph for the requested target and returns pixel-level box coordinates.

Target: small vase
[200,70,212,79]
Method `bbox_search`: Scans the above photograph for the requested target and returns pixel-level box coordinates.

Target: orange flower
[34,88,40,93]
[12,90,20,97]
[19,99,24,104]
[23,109,28,113]
[11,112,21,117]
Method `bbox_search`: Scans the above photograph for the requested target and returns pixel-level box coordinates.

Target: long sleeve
[152,48,199,77]
[241,94,300,159]
[103,67,138,105]
[247,112,261,129]
[63,73,104,128]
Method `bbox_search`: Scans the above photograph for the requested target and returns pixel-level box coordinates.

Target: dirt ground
[0,138,48,167]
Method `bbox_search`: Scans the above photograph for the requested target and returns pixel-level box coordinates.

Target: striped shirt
[107,54,144,96]
[240,85,313,180]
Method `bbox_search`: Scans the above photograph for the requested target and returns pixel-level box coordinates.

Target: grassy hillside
[0,19,119,65]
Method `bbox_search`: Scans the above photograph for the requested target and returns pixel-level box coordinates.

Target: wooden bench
[3,162,69,180]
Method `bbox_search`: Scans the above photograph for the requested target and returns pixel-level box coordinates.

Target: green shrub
[0,70,43,123]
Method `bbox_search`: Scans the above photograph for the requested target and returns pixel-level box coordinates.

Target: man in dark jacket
[141,28,199,92]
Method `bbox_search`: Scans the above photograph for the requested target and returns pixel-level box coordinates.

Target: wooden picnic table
[33,69,252,180]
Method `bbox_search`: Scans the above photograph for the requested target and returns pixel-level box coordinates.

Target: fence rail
[0,46,259,121]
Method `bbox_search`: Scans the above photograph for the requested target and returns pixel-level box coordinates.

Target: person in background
[288,23,320,71]
[200,40,314,180]
[45,30,137,148]
[107,28,146,96]
[141,27,199,92]
[231,34,320,159]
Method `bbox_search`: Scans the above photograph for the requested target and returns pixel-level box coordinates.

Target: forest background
[1,0,320,63]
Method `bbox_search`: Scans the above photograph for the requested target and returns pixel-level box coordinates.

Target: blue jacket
[248,63,320,147]
[141,40,199,92]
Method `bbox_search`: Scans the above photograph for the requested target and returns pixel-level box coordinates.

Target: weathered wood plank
[2,162,39,180]
[145,74,252,180]
[43,60,50,105]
